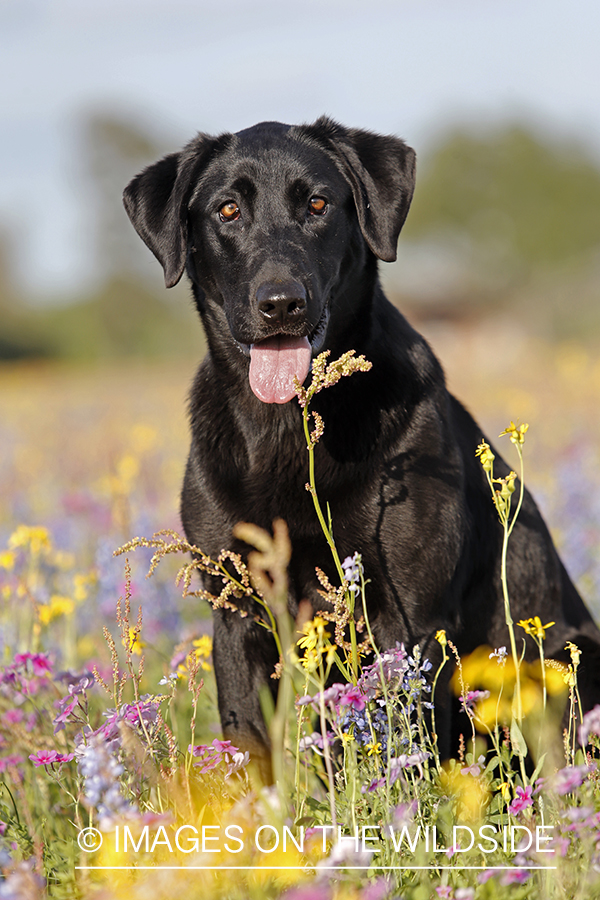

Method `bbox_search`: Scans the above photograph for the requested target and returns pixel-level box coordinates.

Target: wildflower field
[1,324,600,900]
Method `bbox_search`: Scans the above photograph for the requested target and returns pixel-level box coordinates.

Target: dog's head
[124,117,415,403]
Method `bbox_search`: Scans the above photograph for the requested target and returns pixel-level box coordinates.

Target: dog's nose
[256,281,307,325]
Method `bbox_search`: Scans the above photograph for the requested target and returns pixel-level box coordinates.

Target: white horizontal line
[75,865,557,871]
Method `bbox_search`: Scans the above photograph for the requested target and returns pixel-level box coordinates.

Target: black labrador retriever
[124,117,600,773]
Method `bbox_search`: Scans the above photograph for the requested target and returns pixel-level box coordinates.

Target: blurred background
[1,0,600,628]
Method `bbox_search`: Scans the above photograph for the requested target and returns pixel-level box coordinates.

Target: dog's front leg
[212,605,280,783]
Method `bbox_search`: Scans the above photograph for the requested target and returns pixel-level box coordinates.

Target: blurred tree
[403,125,600,289]
[83,112,165,284]
[0,229,49,359]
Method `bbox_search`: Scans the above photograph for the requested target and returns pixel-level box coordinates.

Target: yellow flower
[435,629,447,648]
[177,635,214,676]
[499,421,529,446]
[52,551,75,571]
[123,627,145,656]
[299,646,322,672]
[38,595,74,625]
[297,616,330,651]
[453,645,566,730]
[192,635,213,671]
[73,572,96,601]
[441,765,490,823]
[517,616,555,640]
[366,741,382,756]
[8,525,51,556]
[475,441,495,472]
[0,551,16,570]
[297,616,333,671]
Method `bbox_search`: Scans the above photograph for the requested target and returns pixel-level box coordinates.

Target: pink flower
[282,884,332,900]
[30,654,52,676]
[188,738,247,776]
[29,750,75,767]
[29,751,58,767]
[551,836,571,857]
[508,785,533,815]
[13,652,52,676]
[337,685,366,712]
[0,755,24,771]
[436,885,453,897]
[212,739,237,754]
[3,709,24,725]
[501,868,529,885]
[459,690,490,711]
[361,878,391,900]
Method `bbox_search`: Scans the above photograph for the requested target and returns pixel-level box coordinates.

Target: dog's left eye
[308,196,328,216]
[219,202,241,222]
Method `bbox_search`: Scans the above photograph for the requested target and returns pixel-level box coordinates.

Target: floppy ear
[296,117,416,262]
[123,134,219,287]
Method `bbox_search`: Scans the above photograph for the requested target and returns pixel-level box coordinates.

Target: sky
[1,0,600,299]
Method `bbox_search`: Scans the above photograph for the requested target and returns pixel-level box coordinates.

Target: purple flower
[342,553,363,593]
[77,733,137,825]
[390,800,417,830]
[461,754,486,776]
[579,704,600,747]
[53,695,79,733]
[298,732,325,752]
[365,751,430,791]
[508,785,533,815]
[552,764,596,795]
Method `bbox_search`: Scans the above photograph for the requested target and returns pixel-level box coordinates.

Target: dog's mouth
[249,335,312,404]
[241,305,330,405]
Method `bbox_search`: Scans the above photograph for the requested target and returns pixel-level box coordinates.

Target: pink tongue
[249,335,312,403]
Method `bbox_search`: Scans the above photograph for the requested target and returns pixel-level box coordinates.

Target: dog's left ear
[297,117,416,262]
[123,133,224,287]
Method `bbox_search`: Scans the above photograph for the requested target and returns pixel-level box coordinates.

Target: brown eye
[308,196,328,216]
[219,202,240,222]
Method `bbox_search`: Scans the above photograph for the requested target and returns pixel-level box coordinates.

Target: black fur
[124,117,600,776]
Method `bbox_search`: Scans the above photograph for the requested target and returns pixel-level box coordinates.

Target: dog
[124,117,600,776]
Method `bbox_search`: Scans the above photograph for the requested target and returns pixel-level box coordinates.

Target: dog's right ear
[123,135,218,288]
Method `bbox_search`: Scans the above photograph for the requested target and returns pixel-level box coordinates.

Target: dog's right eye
[219,202,241,222]
[308,196,328,216]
